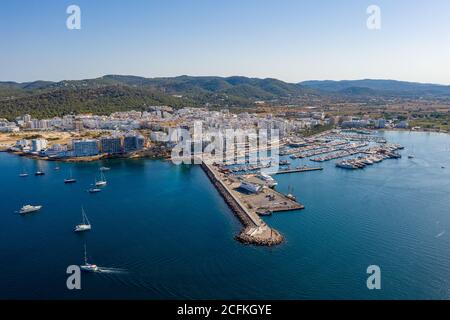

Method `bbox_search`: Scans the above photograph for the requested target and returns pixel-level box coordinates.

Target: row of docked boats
[222,162,273,174]
[291,142,368,160]
[336,152,401,170]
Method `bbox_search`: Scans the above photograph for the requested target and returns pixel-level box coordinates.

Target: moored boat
[19,205,42,214]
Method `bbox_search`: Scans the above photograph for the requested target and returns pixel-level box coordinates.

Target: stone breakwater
[201,162,284,246]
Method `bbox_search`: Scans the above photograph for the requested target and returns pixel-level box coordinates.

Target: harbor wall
[201,162,258,228]
[201,162,284,246]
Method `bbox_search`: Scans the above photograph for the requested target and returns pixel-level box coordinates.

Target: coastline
[3,148,171,162]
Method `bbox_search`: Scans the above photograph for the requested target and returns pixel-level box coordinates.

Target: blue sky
[1,0,450,84]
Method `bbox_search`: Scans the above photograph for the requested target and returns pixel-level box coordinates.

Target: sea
[0,131,449,299]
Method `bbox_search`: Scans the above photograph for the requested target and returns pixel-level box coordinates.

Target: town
[0,105,417,162]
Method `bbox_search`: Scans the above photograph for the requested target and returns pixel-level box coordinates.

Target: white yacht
[80,244,99,273]
[258,173,278,187]
[19,205,42,214]
[19,171,29,177]
[336,161,357,169]
[95,171,107,187]
[100,167,111,171]
[74,207,91,232]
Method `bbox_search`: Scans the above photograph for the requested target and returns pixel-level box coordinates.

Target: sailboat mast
[83,208,90,226]
[84,243,87,264]
[81,207,85,224]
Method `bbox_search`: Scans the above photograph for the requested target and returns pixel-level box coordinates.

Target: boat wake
[435,231,446,238]
[97,267,129,274]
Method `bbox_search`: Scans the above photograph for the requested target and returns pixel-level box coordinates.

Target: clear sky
[1,0,450,84]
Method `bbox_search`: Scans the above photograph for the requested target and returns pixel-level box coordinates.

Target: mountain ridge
[1,75,449,120]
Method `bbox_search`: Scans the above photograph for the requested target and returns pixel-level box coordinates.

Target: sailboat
[80,244,99,272]
[64,169,77,184]
[74,207,91,232]
[35,166,45,176]
[95,171,107,187]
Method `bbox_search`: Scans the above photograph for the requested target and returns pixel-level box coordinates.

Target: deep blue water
[0,131,449,300]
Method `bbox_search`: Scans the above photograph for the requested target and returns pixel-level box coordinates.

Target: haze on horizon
[1,0,450,85]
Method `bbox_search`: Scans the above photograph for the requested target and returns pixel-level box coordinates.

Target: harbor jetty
[202,162,303,246]
[274,167,323,175]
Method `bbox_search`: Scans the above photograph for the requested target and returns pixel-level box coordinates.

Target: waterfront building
[100,136,122,154]
[15,139,30,149]
[72,139,100,157]
[31,139,48,152]
[43,144,68,157]
[375,119,386,129]
[123,134,145,152]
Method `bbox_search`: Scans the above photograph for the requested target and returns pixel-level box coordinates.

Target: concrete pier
[202,162,285,246]
[274,167,323,175]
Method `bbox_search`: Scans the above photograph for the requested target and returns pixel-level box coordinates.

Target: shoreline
[3,149,170,163]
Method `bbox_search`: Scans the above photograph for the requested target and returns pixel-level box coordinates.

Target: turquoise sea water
[0,131,449,299]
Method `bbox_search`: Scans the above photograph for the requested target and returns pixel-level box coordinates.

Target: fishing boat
[64,169,77,184]
[19,205,42,214]
[80,244,99,273]
[74,207,91,232]
[95,171,107,187]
